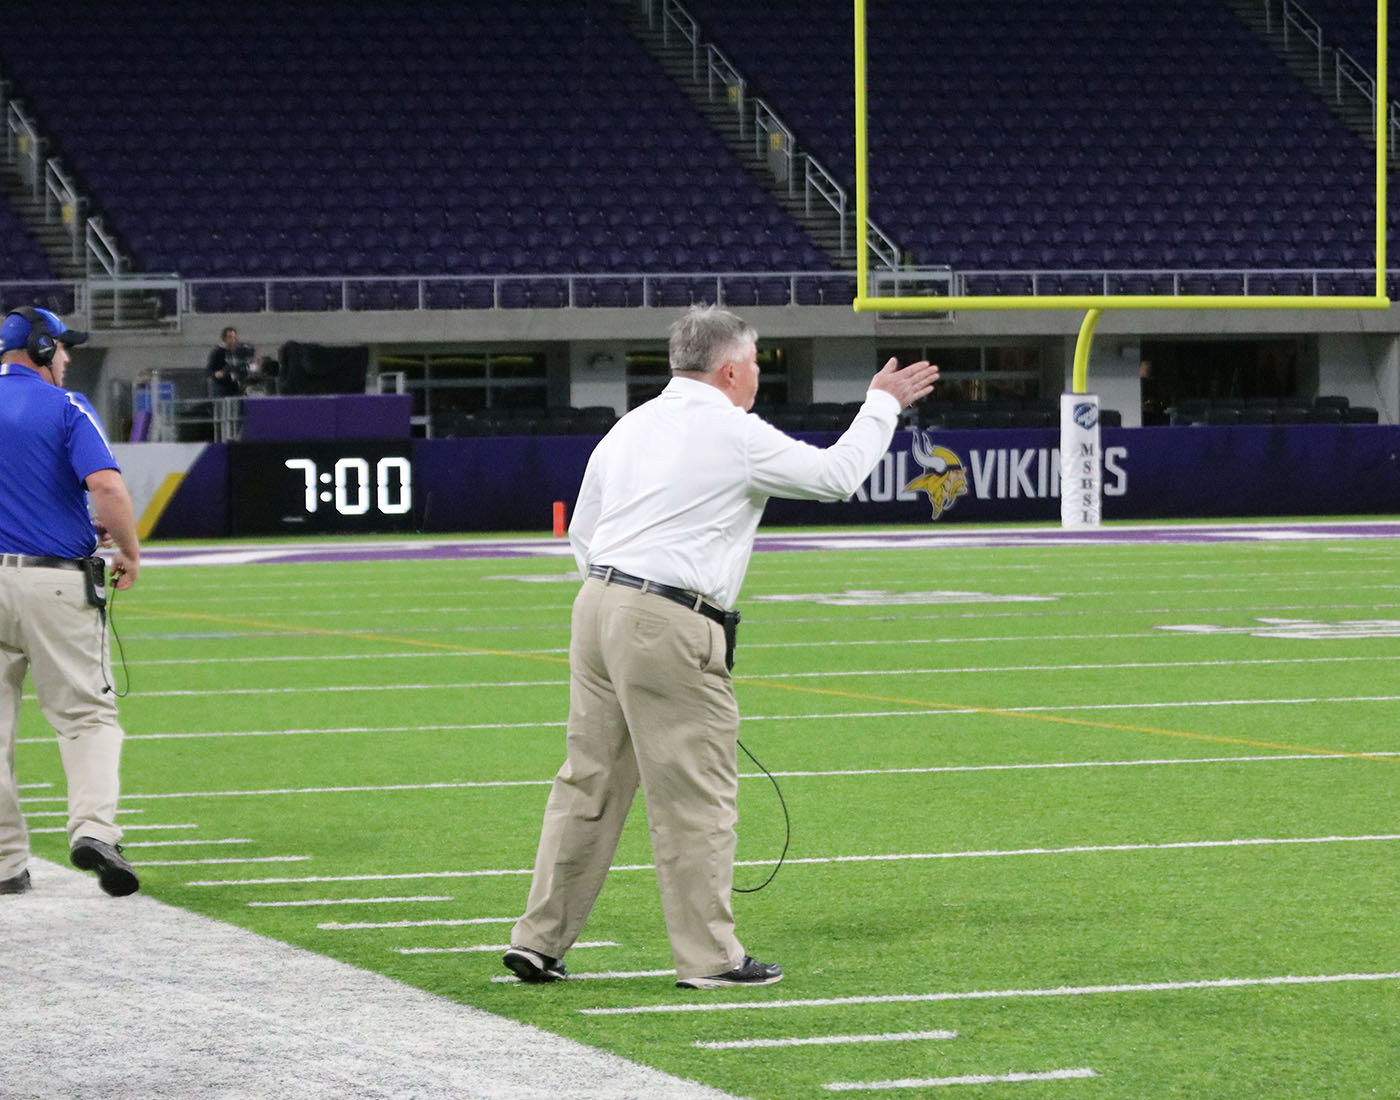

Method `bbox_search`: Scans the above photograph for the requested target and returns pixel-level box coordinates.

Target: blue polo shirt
[0,363,120,558]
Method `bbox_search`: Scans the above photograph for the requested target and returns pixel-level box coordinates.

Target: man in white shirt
[505,305,937,989]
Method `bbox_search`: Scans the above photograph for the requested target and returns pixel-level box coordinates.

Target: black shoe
[70,837,139,897]
[676,956,783,989]
[503,946,567,982]
[0,868,31,895]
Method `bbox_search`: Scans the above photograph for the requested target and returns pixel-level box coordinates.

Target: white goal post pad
[1060,393,1102,529]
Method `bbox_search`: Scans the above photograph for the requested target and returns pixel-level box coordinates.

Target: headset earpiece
[7,306,57,367]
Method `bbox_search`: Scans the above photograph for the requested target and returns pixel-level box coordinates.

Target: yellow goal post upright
[850,0,1390,527]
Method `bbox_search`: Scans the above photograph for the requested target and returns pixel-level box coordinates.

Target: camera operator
[206,326,259,397]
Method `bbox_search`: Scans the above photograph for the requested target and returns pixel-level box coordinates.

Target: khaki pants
[0,563,125,880]
[512,577,744,981]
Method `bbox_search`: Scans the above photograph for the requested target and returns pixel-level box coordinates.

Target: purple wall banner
[144,425,1400,538]
[240,394,412,441]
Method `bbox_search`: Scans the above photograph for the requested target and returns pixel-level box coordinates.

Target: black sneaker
[503,946,567,983]
[0,868,31,895]
[70,837,139,897]
[676,956,783,989]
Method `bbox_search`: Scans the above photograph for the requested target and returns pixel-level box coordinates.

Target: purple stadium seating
[0,0,834,281]
[682,0,1388,273]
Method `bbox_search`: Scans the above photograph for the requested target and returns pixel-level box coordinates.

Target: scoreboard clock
[229,442,415,534]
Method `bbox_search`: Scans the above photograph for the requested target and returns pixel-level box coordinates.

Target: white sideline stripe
[824,1068,1098,1091]
[249,896,454,908]
[581,971,1400,1016]
[21,749,1399,807]
[492,969,675,983]
[181,833,1400,886]
[397,940,617,956]
[322,916,517,930]
[695,1030,958,1050]
[138,855,311,868]
[5,857,741,1100]
[23,808,144,818]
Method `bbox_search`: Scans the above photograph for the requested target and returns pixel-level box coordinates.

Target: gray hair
[668,305,757,375]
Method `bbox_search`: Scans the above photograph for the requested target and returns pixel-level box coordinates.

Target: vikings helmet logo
[905,429,968,519]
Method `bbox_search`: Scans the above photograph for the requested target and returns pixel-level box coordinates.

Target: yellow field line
[736,678,1400,765]
[123,608,570,666]
[130,607,1394,763]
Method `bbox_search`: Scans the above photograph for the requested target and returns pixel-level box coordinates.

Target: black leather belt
[587,565,728,625]
[0,553,87,571]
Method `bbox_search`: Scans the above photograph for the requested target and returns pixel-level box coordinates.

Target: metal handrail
[754,99,794,188]
[660,0,701,79]
[5,100,42,198]
[1272,0,1400,151]
[43,159,84,262]
[705,43,746,134]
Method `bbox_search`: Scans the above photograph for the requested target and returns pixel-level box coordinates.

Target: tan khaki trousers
[512,576,744,980]
[0,563,125,880]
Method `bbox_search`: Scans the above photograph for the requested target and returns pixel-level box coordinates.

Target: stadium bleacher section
[0,0,827,295]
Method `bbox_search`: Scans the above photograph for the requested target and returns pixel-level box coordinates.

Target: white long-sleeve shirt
[569,376,901,608]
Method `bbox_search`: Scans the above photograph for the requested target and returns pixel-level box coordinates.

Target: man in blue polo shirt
[0,306,142,898]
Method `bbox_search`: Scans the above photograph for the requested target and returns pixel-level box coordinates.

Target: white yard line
[181,833,1400,887]
[3,858,740,1100]
[23,693,1400,748]
[752,655,1400,680]
[138,855,311,868]
[581,971,1400,1016]
[27,822,195,833]
[120,838,253,848]
[824,1068,1098,1090]
[17,749,1399,807]
[492,969,675,983]
[322,916,517,930]
[396,940,617,956]
[695,1030,958,1050]
[249,896,454,908]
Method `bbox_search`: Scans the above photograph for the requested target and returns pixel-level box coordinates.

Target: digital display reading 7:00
[229,442,416,533]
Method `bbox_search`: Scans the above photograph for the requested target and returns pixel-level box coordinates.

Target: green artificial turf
[15,527,1400,1098]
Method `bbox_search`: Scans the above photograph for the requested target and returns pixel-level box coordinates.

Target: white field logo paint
[861,431,1128,519]
[1159,618,1400,639]
[751,590,1056,607]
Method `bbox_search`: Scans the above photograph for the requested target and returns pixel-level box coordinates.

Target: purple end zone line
[137,521,1400,568]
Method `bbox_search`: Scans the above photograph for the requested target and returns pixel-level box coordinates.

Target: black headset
[7,307,58,367]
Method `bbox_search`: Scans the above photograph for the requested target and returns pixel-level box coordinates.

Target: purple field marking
[136,520,1400,568]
